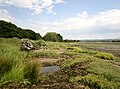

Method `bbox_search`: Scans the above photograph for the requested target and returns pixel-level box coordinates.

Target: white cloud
[30,9,120,39]
[54,0,64,3]
[0,0,65,14]
[46,5,56,15]
[0,9,14,22]
[95,9,120,26]
[59,9,120,30]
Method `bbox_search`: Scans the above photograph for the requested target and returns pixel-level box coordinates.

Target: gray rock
[41,66,60,74]
[20,38,37,51]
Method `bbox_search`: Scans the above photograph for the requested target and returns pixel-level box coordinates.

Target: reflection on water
[41,66,60,73]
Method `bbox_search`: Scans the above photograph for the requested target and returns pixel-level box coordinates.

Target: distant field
[74,42,120,57]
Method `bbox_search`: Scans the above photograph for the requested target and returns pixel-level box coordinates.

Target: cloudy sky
[0,0,120,40]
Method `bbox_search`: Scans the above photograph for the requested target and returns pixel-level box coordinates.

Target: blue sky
[0,0,120,39]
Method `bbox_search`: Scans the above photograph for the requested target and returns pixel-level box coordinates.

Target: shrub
[24,61,39,84]
[43,32,63,42]
[35,40,46,47]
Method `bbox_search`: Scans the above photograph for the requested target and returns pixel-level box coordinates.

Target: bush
[35,40,46,47]
[43,32,63,42]
[24,61,39,84]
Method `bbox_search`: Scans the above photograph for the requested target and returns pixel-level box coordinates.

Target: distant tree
[63,39,80,42]
[57,33,63,42]
[43,32,63,42]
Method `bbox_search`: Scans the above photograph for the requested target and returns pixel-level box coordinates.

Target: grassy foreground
[0,38,120,89]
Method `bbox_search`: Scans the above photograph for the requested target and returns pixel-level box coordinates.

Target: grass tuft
[28,51,59,58]
[61,54,95,69]
[69,74,114,89]
[0,57,14,77]
[24,61,39,84]
[0,66,24,85]
[86,59,120,82]
[94,52,116,60]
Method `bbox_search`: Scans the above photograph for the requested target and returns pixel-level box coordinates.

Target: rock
[20,38,37,51]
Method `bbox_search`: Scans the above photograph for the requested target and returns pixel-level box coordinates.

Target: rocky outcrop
[20,38,37,51]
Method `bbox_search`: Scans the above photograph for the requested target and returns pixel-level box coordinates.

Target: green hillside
[0,20,42,40]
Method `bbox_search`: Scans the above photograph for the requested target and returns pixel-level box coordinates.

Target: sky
[0,0,120,40]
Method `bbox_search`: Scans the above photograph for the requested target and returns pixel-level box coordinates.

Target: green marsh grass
[0,38,120,88]
[94,52,116,60]
[0,57,14,77]
[24,61,39,84]
[61,53,95,69]
[66,46,118,61]
[0,65,24,85]
[61,47,120,88]
[69,74,114,89]
[86,59,120,82]
[46,42,67,50]
[0,38,39,86]
[28,50,59,58]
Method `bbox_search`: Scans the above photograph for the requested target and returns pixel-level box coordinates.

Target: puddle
[41,66,60,74]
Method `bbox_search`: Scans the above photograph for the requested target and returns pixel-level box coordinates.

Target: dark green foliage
[57,33,63,42]
[64,39,80,42]
[43,32,63,42]
[23,30,42,40]
[0,20,42,40]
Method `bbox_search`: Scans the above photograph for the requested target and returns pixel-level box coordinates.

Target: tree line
[0,20,63,42]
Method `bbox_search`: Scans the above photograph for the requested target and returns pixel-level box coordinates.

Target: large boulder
[20,38,37,51]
